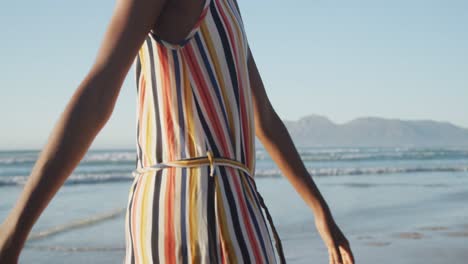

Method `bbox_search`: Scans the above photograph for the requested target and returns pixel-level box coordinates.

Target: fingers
[328,248,335,264]
[329,242,355,264]
[339,243,355,264]
[336,228,354,264]
[329,244,344,264]
[320,220,355,264]
[339,246,351,264]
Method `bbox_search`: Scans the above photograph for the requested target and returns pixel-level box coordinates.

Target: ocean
[1,146,468,263]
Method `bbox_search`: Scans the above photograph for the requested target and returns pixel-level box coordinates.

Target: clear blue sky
[0,0,467,150]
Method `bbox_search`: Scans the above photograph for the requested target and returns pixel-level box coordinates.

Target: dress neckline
[149,0,213,50]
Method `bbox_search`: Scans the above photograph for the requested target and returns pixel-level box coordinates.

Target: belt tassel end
[206,150,215,177]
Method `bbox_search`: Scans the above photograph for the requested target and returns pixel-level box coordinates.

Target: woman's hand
[314,210,355,264]
[0,222,22,264]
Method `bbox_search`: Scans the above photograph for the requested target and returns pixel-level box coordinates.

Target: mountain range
[255,114,468,148]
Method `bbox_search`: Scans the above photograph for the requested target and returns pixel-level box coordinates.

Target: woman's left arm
[247,46,328,216]
[247,47,355,264]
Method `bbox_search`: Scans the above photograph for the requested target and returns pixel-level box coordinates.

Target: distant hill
[255,114,468,148]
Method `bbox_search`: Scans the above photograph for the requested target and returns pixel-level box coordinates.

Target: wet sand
[1,171,467,263]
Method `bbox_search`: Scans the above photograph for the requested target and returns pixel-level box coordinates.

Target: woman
[0,0,355,263]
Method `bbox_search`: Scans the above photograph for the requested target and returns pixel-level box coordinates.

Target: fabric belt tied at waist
[131,150,253,179]
[131,150,287,264]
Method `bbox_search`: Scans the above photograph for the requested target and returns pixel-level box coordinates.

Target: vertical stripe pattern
[124,0,281,263]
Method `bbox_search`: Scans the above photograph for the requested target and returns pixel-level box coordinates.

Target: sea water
[1,147,467,263]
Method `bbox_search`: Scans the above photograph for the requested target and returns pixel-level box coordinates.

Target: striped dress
[124,0,283,263]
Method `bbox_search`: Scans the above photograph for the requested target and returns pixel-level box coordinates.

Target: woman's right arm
[0,0,167,261]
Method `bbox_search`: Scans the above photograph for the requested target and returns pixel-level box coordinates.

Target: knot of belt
[131,150,253,179]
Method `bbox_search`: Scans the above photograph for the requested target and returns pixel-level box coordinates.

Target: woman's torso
[134,0,256,175]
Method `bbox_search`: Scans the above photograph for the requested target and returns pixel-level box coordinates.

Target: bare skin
[0,0,355,263]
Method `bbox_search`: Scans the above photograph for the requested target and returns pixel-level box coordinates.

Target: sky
[0,0,467,150]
